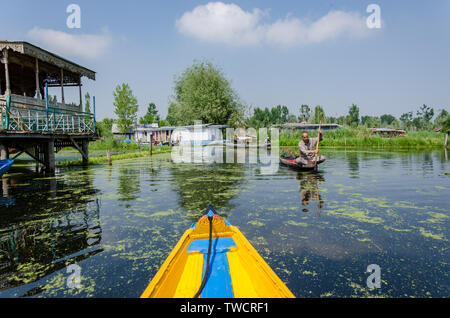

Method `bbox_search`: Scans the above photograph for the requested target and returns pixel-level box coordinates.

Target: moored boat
[141,205,294,298]
[0,159,14,176]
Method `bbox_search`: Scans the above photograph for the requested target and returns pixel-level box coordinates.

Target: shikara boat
[0,159,14,176]
[141,205,294,298]
[279,157,324,171]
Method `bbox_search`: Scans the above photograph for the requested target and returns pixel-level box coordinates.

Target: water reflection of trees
[117,167,141,205]
[345,151,360,178]
[296,172,325,214]
[0,169,103,293]
[169,163,245,221]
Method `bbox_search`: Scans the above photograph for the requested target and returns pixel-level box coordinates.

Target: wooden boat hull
[0,159,14,176]
[279,157,324,171]
[141,208,294,298]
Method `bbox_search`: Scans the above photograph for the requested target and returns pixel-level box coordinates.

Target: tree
[96,118,115,137]
[415,104,434,130]
[299,105,311,122]
[434,109,449,127]
[347,104,360,127]
[113,83,139,133]
[327,116,337,123]
[336,116,346,125]
[400,112,413,130]
[166,102,178,126]
[312,105,325,124]
[167,60,244,127]
[361,116,381,128]
[159,119,169,127]
[84,92,91,114]
[139,102,160,125]
[48,95,58,104]
[442,115,450,132]
[281,105,290,124]
[288,114,298,123]
[269,105,290,125]
[380,114,396,126]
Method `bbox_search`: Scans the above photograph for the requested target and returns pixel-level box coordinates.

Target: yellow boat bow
[141,205,294,298]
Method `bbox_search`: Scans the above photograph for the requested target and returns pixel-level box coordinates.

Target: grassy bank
[89,138,145,151]
[57,145,172,167]
[279,127,447,148]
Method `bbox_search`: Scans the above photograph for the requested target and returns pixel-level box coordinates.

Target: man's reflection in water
[296,172,325,215]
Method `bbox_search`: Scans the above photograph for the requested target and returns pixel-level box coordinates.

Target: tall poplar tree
[113,83,139,133]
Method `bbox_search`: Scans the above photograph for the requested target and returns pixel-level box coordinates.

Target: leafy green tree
[167,60,244,126]
[281,105,290,123]
[159,119,169,127]
[269,105,290,124]
[299,104,311,122]
[400,112,413,130]
[412,117,422,130]
[327,116,337,123]
[312,105,325,124]
[347,104,360,127]
[415,104,434,130]
[139,102,160,124]
[48,95,58,104]
[248,105,290,127]
[262,107,271,127]
[113,83,139,133]
[361,116,381,128]
[434,109,449,127]
[270,106,281,124]
[166,103,178,126]
[288,114,298,123]
[249,107,266,128]
[442,115,450,132]
[336,116,346,125]
[96,118,115,137]
[84,92,91,114]
[380,114,396,126]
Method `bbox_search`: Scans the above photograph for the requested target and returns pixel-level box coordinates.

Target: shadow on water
[0,167,103,294]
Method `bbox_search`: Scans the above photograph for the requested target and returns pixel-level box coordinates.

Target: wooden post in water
[0,144,8,160]
[107,149,112,165]
[45,140,55,173]
[82,140,89,166]
[2,178,8,197]
[150,134,153,156]
[0,144,9,160]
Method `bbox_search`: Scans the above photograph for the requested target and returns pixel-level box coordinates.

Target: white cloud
[176,2,266,46]
[27,27,112,59]
[176,2,369,47]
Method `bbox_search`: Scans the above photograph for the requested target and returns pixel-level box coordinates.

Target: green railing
[0,83,96,134]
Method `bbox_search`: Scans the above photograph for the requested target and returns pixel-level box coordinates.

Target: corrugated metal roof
[0,41,96,80]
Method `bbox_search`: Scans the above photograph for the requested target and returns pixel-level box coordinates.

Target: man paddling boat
[296,129,325,165]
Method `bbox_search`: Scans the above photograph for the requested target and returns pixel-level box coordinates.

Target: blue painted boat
[0,159,14,176]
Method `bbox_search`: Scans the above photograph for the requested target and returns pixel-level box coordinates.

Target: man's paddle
[313,122,322,171]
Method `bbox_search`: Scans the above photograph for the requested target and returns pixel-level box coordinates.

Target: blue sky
[1,0,449,120]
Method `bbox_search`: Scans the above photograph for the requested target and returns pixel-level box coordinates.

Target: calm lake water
[0,148,449,297]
